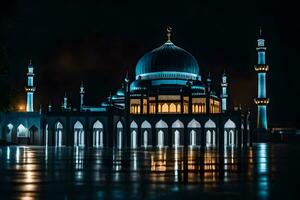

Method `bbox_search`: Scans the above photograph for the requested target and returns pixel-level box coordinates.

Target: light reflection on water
[0,144,298,199]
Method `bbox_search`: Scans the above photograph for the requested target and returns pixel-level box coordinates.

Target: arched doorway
[130,121,138,149]
[116,121,123,149]
[55,122,63,147]
[190,130,196,146]
[74,121,84,147]
[17,124,29,145]
[157,130,164,148]
[187,119,201,147]
[6,124,14,143]
[204,119,216,147]
[93,120,103,147]
[131,130,137,149]
[172,119,184,147]
[224,119,236,147]
[143,130,148,147]
[174,130,180,147]
[155,120,168,148]
[141,120,151,147]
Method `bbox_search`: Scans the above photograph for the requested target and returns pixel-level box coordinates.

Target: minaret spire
[259,26,262,37]
[80,81,85,110]
[221,69,228,112]
[63,92,68,110]
[166,26,172,43]
[254,27,269,131]
[25,59,35,112]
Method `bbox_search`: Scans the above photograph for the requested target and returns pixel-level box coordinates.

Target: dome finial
[166,26,172,42]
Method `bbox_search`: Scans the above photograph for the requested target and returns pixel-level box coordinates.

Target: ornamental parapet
[254,98,269,105]
[25,87,36,92]
[254,65,269,72]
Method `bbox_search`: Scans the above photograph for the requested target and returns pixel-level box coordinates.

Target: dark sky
[1,0,299,127]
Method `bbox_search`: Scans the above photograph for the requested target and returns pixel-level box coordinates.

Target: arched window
[141,120,151,147]
[130,121,138,149]
[188,119,201,147]
[143,130,148,147]
[6,123,13,143]
[204,119,216,147]
[116,121,123,149]
[93,120,104,147]
[156,120,168,148]
[17,124,28,138]
[162,103,168,113]
[172,119,184,147]
[170,103,176,113]
[157,130,164,148]
[55,122,63,147]
[130,120,138,129]
[131,130,137,148]
[224,119,236,147]
[155,120,168,129]
[172,119,184,129]
[74,121,84,147]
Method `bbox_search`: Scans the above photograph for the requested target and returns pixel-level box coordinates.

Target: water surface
[0,144,299,199]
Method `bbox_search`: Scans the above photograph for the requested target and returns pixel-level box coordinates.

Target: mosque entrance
[17,124,29,145]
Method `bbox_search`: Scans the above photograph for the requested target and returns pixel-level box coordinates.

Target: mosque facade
[0,28,262,148]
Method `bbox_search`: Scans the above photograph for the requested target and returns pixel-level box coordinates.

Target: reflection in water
[257,143,269,199]
[0,144,291,199]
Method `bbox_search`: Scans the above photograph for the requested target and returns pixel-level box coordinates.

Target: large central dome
[135,41,200,77]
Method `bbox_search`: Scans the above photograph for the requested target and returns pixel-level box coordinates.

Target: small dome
[135,41,200,76]
[112,95,119,100]
[116,88,125,96]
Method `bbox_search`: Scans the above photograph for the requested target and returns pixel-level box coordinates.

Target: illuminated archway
[172,119,184,147]
[141,120,151,147]
[156,120,168,148]
[187,119,201,147]
[204,119,216,147]
[74,121,84,147]
[131,130,137,148]
[116,121,123,149]
[6,123,13,143]
[157,130,164,148]
[93,120,103,147]
[17,124,28,144]
[224,119,236,147]
[55,122,63,147]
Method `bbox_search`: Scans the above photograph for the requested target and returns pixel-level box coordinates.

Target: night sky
[1,0,299,127]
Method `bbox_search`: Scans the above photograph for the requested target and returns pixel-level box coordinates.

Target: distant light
[18,104,25,112]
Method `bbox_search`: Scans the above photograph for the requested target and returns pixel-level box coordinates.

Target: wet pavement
[0,143,299,199]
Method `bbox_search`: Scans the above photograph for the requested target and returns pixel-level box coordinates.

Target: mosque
[0,28,269,148]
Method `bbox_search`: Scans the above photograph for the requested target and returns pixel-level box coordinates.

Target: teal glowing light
[258,52,265,65]
[258,73,266,98]
[135,42,200,76]
[258,105,268,129]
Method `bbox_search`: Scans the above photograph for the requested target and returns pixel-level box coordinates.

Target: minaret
[220,70,228,112]
[63,93,68,109]
[80,82,85,110]
[206,72,212,93]
[25,60,35,112]
[254,28,269,130]
[206,72,212,114]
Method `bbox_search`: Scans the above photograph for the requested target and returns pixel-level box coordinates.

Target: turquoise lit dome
[116,88,125,96]
[135,41,200,76]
